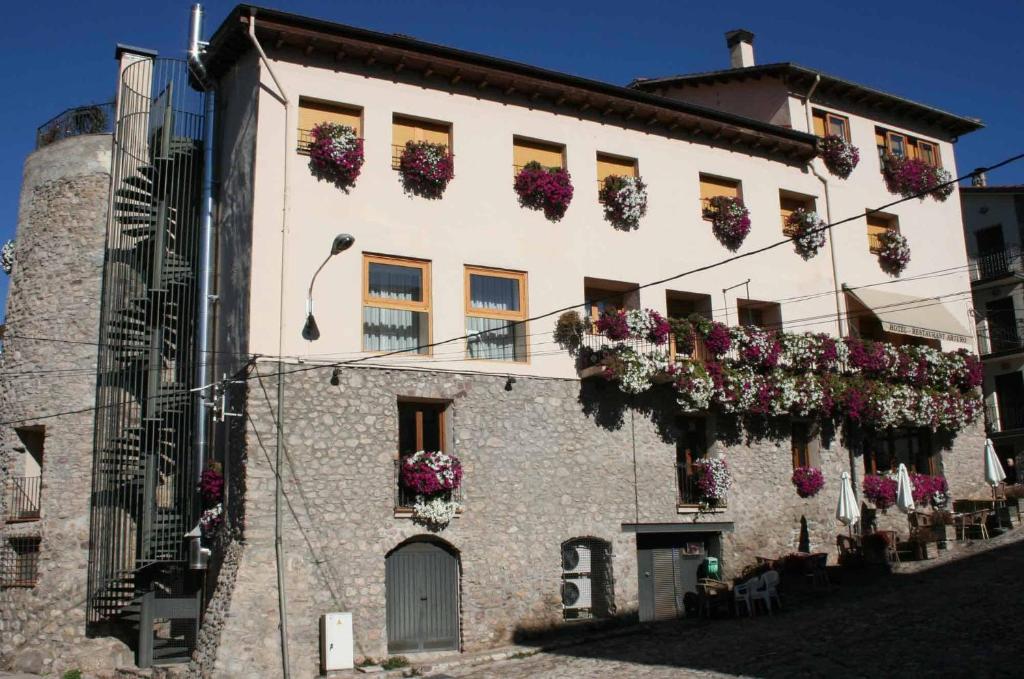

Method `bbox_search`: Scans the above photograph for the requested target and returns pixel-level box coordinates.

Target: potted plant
[694,457,731,509]
[599,175,648,230]
[400,450,463,528]
[877,230,911,275]
[307,122,365,192]
[862,474,897,511]
[786,208,827,260]
[819,134,860,179]
[398,140,454,198]
[792,466,825,498]
[703,196,751,250]
[882,155,954,202]
[514,161,574,221]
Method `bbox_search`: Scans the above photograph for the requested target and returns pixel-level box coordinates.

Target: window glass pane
[422,407,442,452]
[828,117,847,139]
[398,405,418,454]
[890,135,906,158]
[368,263,423,302]
[466,316,526,361]
[363,307,428,353]
[470,274,520,312]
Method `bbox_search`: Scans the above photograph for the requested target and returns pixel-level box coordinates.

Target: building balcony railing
[393,459,463,510]
[971,246,1023,283]
[36,102,114,150]
[4,476,41,522]
[986,403,1024,435]
[578,327,717,379]
[978,319,1024,356]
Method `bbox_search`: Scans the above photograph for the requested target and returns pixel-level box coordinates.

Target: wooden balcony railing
[5,476,41,522]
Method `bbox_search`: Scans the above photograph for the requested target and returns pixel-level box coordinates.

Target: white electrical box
[320,612,354,671]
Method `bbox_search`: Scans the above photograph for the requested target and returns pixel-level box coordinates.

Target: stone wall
[0,134,133,674]
[212,363,987,675]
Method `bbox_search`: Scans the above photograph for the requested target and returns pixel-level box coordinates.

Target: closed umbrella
[896,463,915,514]
[985,438,1007,490]
[836,471,860,535]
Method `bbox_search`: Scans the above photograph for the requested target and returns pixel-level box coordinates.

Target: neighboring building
[0,6,992,676]
[961,177,1024,484]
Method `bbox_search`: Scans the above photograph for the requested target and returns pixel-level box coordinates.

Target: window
[876,127,942,167]
[363,255,431,355]
[779,191,817,237]
[465,266,528,362]
[666,291,712,321]
[916,140,940,167]
[596,152,637,196]
[1,536,40,588]
[863,429,937,475]
[6,427,43,522]
[866,212,898,254]
[584,278,639,329]
[561,538,614,620]
[737,299,781,330]
[297,98,362,154]
[791,421,817,469]
[812,109,850,141]
[699,174,742,219]
[513,137,564,174]
[395,401,453,509]
[392,114,452,169]
[676,417,708,506]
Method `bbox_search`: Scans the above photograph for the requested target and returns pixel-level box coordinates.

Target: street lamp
[302,233,355,341]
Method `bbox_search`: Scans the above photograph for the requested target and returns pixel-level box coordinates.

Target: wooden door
[386,542,459,653]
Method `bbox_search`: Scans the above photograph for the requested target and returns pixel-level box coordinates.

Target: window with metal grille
[1,536,41,588]
[394,400,459,510]
[676,417,708,506]
[561,537,614,620]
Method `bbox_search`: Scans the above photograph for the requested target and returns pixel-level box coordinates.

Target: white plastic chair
[733,580,754,617]
[751,570,782,615]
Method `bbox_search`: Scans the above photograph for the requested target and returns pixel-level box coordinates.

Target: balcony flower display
[792,466,825,498]
[307,122,365,192]
[731,326,782,369]
[876,230,911,275]
[595,308,671,345]
[670,361,714,411]
[553,310,587,352]
[514,161,574,221]
[819,134,860,179]
[398,140,455,199]
[198,464,225,538]
[694,457,731,506]
[599,175,648,231]
[703,196,751,250]
[401,450,463,528]
[882,155,953,202]
[786,208,827,260]
[863,474,898,510]
[910,473,949,506]
[1,239,13,275]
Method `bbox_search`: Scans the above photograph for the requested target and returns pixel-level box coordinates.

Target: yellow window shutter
[699,175,740,200]
[513,138,564,170]
[298,99,361,135]
[596,153,637,183]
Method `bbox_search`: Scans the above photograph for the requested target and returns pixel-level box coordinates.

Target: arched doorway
[385,539,460,653]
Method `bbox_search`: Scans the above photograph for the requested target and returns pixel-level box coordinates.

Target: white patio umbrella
[836,471,860,535]
[896,463,915,514]
[985,438,1007,490]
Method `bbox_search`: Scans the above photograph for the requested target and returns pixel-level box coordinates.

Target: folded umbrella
[896,463,915,514]
[836,471,860,532]
[985,438,1007,488]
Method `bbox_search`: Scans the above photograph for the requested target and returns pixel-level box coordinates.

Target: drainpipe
[803,75,846,338]
[189,4,215,486]
[246,11,292,679]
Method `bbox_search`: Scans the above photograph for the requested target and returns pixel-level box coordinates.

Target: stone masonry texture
[210,362,988,677]
[0,134,134,675]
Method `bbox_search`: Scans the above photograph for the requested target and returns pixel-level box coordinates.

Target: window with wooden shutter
[699,174,742,220]
[513,137,564,175]
[392,115,452,169]
[792,421,812,468]
[812,109,850,141]
[596,152,637,195]
[297,98,362,154]
[917,140,940,167]
[866,213,898,254]
[779,191,816,237]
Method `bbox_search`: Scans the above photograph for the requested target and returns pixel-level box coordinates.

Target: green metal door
[386,542,460,653]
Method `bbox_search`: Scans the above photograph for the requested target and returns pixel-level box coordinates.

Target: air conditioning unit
[561,543,592,575]
[561,576,592,610]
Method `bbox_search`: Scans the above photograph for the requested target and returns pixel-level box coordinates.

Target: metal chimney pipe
[188,4,207,82]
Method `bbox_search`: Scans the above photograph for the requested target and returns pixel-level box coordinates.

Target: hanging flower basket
[863,474,897,510]
[703,196,751,250]
[819,134,860,179]
[398,140,455,199]
[514,161,574,221]
[786,208,827,260]
[877,230,911,275]
[694,457,732,507]
[1,239,13,275]
[401,450,463,528]
[792,466,825,498]
[308,122,365,192]
[882,155,953,202]
[599,175,648,231]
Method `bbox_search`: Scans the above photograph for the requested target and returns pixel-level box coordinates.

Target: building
[0,5,991,676]
[961,177,1024,484]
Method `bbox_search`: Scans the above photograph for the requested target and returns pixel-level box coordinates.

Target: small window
[737,299,782,330]
[363,254,431,355]
[584,278,639,328]
[917,140,940,168]
[561,538,615,620]
[866,213,898,255]
[395,401,452,509]
[465,266,528,362]
[812,109,850,141]
[297,98,362,154]
[864,429,937,475]
[699,174,742,219]
[6,427,43,522]
[392,114,452,169]
[666,291,712,321]
[676,417,708,506]
[513,137,564,175]
[792,421,814,469]
[1,536,41,588]
[883,131,907,160]
[596,152,637,195]
[779,191,816,237]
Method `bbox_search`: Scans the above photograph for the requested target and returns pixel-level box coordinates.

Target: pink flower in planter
[820,134,860,179]
[792,466,825,498]
[308,122,365,191]
[400,451,463,496]
[514,161,574,221]
[399,140,455,199]
[703,196,751,250]
[863,474,898,510]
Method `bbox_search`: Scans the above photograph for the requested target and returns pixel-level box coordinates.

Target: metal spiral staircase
[87,59,206,667]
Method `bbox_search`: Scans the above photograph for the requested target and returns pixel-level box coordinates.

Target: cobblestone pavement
[437,530,1024,678]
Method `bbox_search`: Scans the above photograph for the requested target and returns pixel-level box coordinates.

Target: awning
[844,285,972,345]
[622,522,735,534]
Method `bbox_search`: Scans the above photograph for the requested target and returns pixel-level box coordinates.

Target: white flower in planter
[413,494,462,528]
[1,240,13,275]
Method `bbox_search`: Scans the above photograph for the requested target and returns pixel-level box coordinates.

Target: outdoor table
[696,578,731,618]
[954,498,1007,529]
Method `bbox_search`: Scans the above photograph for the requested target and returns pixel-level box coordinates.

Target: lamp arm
[306,253,333,314]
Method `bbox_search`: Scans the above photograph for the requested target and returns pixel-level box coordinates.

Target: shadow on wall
[508,534,1024,677]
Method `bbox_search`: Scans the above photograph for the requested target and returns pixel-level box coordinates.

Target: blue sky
[1,0,1021,319]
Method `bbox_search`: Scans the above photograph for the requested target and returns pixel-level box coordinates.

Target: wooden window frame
[391,114,453,170]
[916,140,940,168]
[699,174,743,221]
[676,417,709,507]
[825,113,850,141]
[464,265,529,362]
[398,400,448,454]
[362,254,432,355]
[791,421,815,469]
[297,98,363,155]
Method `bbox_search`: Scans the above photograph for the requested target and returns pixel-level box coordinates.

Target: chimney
[725,29,755,69]
[971,169,987,187]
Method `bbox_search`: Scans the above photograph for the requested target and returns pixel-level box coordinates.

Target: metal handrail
[36,102,115,149]
[978,318,1024,355]
[971,246,1023,282]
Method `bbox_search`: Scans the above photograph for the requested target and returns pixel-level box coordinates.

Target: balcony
[4,476,40,522]
[978,320,1024,357]
[393,459,463,512]
[578,329,715,379]
[971,247,1023,283]
[676,463,727,510]
[986,403,1024,435]
[36,102,114,149]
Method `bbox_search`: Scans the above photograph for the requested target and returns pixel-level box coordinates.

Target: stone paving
[435,529,1024,679]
